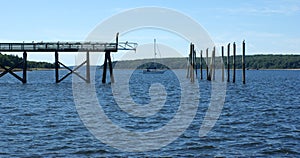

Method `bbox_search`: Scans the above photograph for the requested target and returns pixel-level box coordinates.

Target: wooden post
[206,48,209,80]
[55,51,59,83]
[22,51,27,84]
[190,43,194,83]
[221,46,224,82]
[188,44,192,79]
[86,51,90,83]
[232,42,236,83]
[107,51,114,83]
[233,42,236,83]
[212,47,216,81]
[208,48,213,81]
[227,43,230,82]
[242,40,246,84]
[186,57,190,78]
[194,47,197,78]
[200,50,203,80]
[102,52,108,83]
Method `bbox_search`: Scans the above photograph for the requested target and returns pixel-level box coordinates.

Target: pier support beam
[55,51,90,83]
[102,51,114,84]
[55,51,59,83]
[22,51,27,83]
[0,51,27,83]
[86,51,90,83]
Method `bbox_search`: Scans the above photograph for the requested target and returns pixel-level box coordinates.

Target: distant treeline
[0,53,56,68]
[239,54,300,69]
[110,54,300,69]
[1,53,299,69]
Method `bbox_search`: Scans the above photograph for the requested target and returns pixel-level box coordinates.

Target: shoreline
[113,68,300,70]
[246,68,300,71]
[1,68,299,72]
[0,68,55,72]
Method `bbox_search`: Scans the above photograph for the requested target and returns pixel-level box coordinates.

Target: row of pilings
[187,41,246,84]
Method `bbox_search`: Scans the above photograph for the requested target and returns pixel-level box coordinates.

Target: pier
[0,33,137,83]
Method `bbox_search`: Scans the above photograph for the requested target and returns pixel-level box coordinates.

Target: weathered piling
[108,52,114,83]
[86,51,90,83]
[227,43,230,82]
[242,40,246,84]
[102,51,114,83]
[221,46,224,82]
[186,58,190,78]
[206,48,210,80]
[186,43,192,78]
[200,50,203,80]
[55,51,59,83]
[187,41,245,84]
[193,48,197,78]
[233,42,236,83]
[22,51,27,84]
[190,44,195,83]
[212,47,216,81]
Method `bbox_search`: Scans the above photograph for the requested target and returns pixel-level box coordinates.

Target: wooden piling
[221,46,224,82]
[212,47,216,81]
[55,51,59,83]
[206,48,210,80]
[187,43,192,79]
[233,42,236,83]
[242,40,246,84]
[227,43,230,82]
[102,51,114,84]
[200,50,203,80]
[86,51,90,83]
[107,52,114,83]
[190,44,194,83]
[189,44,192,79]
[186,57,190,78]
[102,52,108,83]
[22,51,27,84]
[194,47,197,78]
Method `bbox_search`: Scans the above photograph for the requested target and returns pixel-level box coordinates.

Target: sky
[0,0,299,65]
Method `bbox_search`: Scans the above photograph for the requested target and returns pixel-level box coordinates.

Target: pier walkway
[0,33,137,83]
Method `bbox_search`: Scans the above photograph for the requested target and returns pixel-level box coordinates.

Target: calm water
[0,69,299,157]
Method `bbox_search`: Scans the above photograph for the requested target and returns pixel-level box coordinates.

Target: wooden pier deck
[0,33,137,83]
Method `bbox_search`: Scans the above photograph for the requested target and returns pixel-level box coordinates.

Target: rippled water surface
[0,69,299,157]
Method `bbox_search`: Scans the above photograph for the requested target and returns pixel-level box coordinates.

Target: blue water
[0,69,299,157]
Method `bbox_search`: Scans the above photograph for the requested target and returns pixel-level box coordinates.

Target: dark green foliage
[0,53,56,68]
[223,54,300,69]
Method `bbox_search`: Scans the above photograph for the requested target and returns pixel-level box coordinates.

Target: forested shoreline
[0,53,55,69]
[1,53,299,69]
[111,54,300,69]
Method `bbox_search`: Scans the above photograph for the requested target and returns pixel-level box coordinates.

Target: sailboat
[143,39,166,74]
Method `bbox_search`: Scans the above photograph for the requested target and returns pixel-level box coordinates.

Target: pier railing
[0,42,137,52]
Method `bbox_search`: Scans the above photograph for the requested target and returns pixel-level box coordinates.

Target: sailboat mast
[154,38,156,59]
[154,38,157,69]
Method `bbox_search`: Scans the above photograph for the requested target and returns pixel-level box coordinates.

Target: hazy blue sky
[0,0,299,64]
